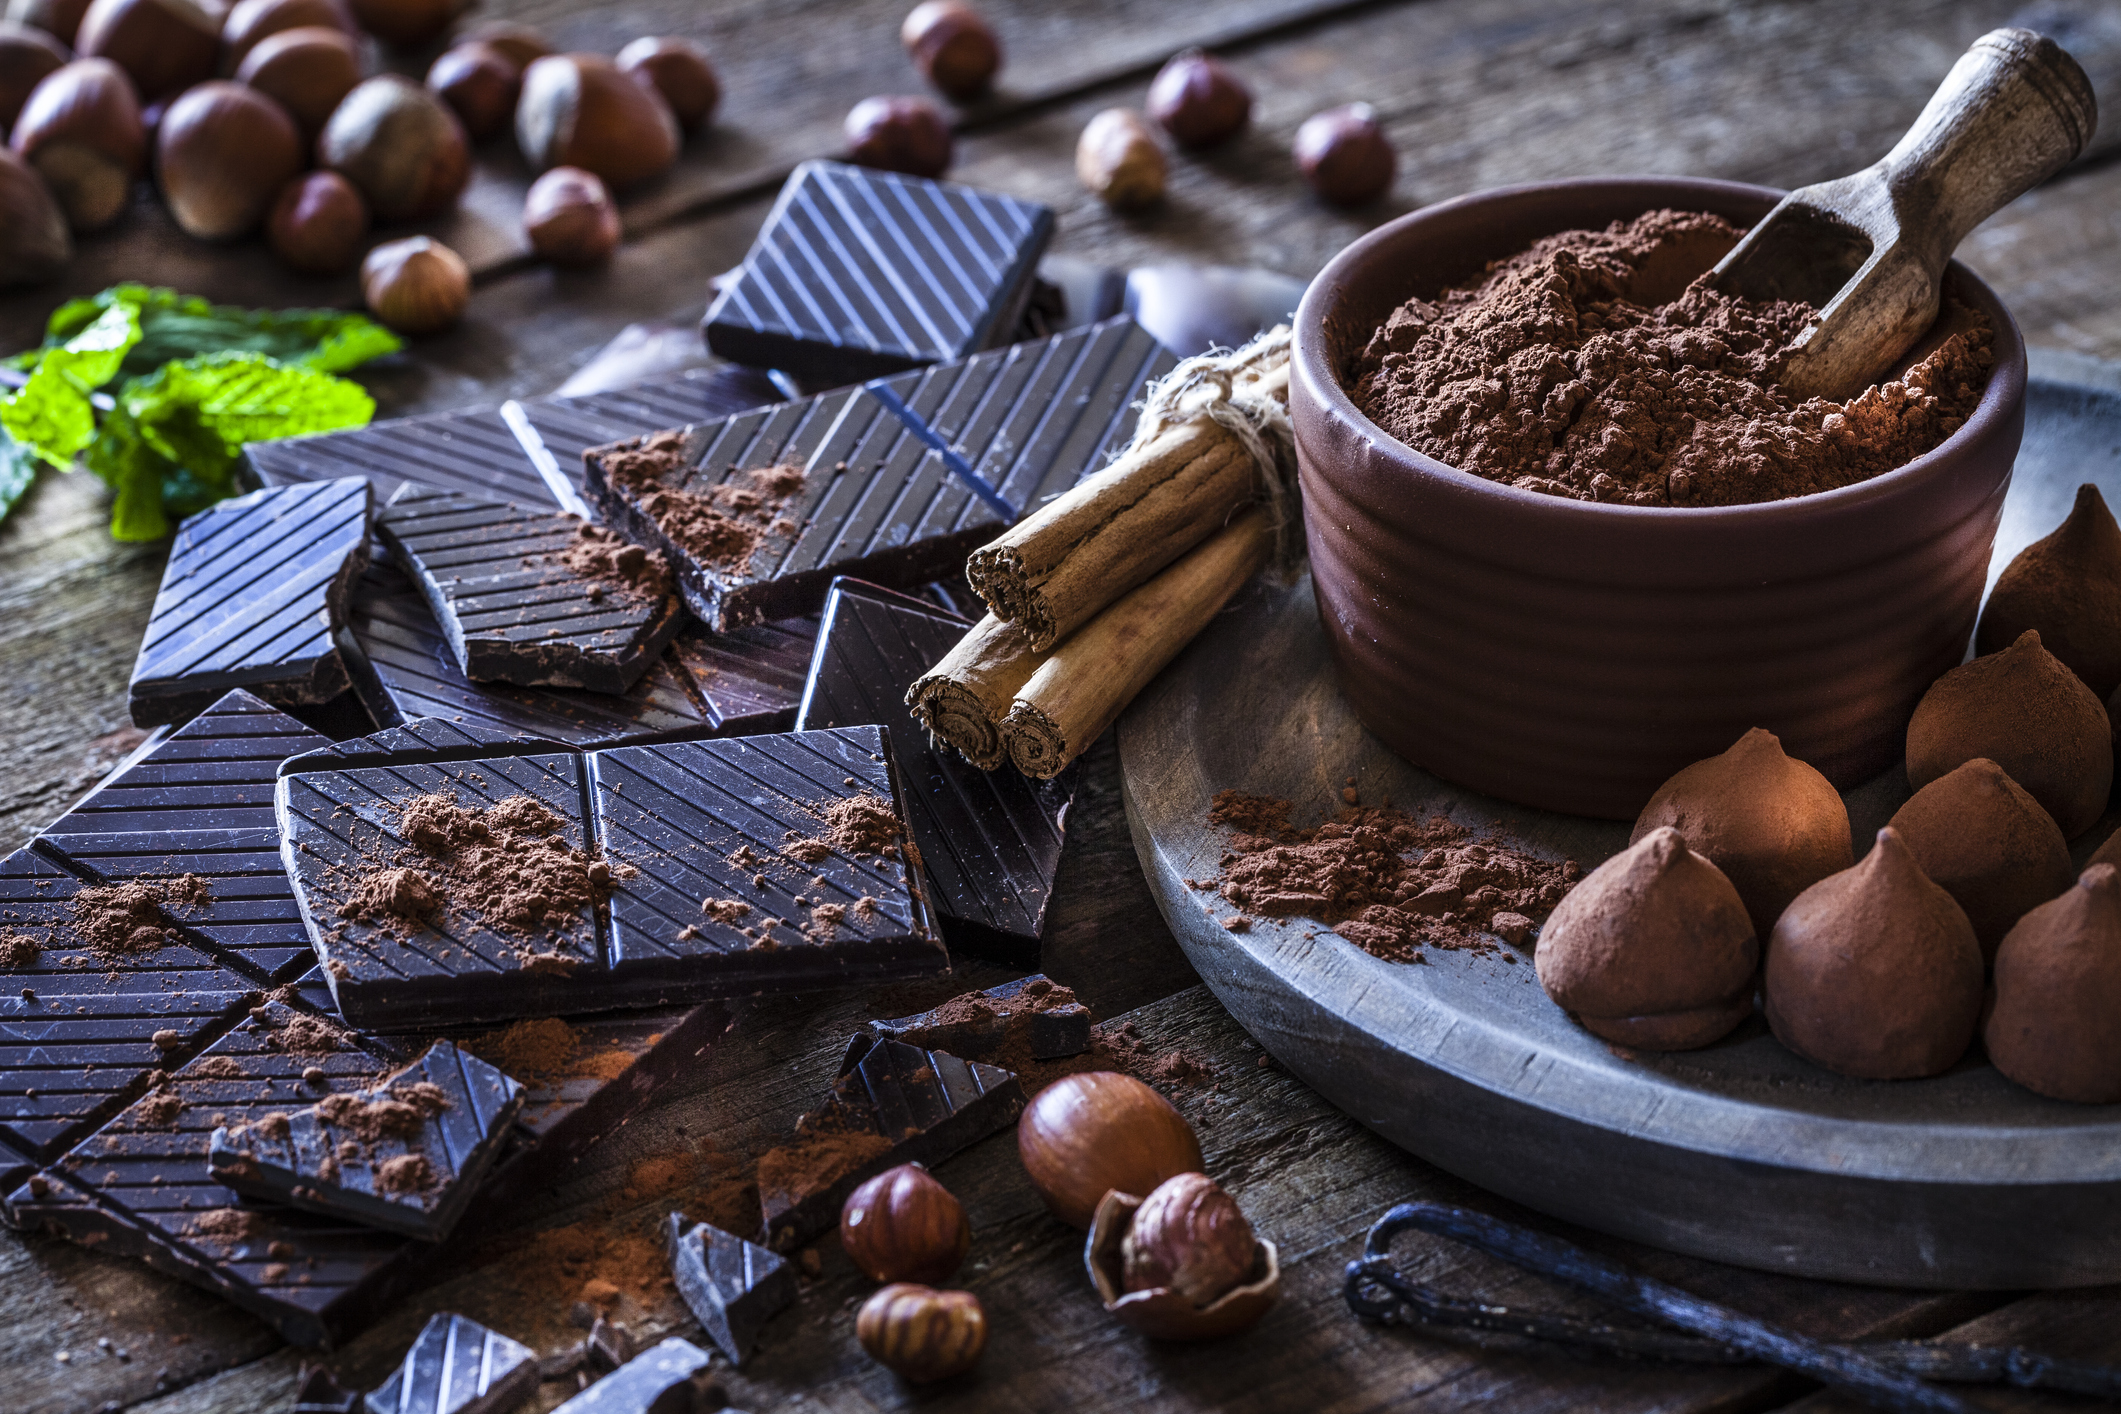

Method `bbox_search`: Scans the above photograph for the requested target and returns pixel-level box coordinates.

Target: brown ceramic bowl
[1293,177,2026,819]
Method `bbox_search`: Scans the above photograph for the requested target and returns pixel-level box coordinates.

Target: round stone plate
[1116,352,2121,1288]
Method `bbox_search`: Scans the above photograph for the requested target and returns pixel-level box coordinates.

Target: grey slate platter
[1117,353,2121,1289]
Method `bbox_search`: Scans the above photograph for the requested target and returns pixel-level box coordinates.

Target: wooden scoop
[1711,27,2096,401]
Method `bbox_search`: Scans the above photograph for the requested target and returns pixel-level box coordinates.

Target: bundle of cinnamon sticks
[908,328,1292,779]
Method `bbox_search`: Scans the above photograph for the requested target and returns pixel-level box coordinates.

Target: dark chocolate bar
[761,1038,1022,1250]
[277,721,944,1030]
[366,1311,537,1414]
[586,317,1176,632]
[703,160,1056,387]
[797,578,1076,967]
[854,974,1091,1065]
[376,485,685,694]
[129,478,372,727]
[34,689,329,982]
[551,1336,717,1413]
[667,1215,794,1364]
[208,1040,524,1241]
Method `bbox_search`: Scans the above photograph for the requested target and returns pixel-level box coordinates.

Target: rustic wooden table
[4,2,2121,1411]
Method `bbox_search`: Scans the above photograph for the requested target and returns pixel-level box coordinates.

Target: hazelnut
[1145,48,1249,150]
[1016,1071,1202,1230]
[9,57,143,231]
[0,143,69,284]
[615,35,716,130]
[900,1,998,102]
[218,0,350,74]
[843,93,949,178]
[1293,101,1393,207]
[155,79,299,239]
[7,0,91,47]
[344,0,464,49]
[0,20,69,134]
[234,25,358,141]
[266,167,365,274]
[516,52,679,190]
[361,234,468,335]
[1119,1171,1255,1305]
[74,0,216,100]
[854,1284,985,1383]
[522,164,616,266]
[1075,106,1163,209]
[1087,1186,1279,1340]
[839,1163,969,1285]
[457,19,547,72]
[426,40,516,142]
[319,74,469,222]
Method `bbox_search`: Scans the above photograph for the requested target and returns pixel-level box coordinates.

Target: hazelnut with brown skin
[839,1163,968,1285]
[1977,483,2121,699]
[516,53,680,190]
[344,0,464,49]
[218,0,350,75]
[0,143,69,284]
[855,1284,985,1383]
[1120,1171,1255,1305]
[9,56,142,231]
[457,19,547,72]
[1987,863,2121,1104]
[235,25,358,141]
[1293,102,1394,206]
[900,1,998,102]
[426,40,517,142]
[0,20,69,135]
[1016,1071,1202,1230]
[155,80,300,239]
[1886,757,2073,960]
[7,0,92,47]
[361,234,468,335]
[266,168,365,274]
[844,93,950,177]
[73,0,215,100]
[521,164,617,266]
[615,35,717,130]
[1146,47,1249,150]
[1076,107,1164,210]
[319,74,470,222]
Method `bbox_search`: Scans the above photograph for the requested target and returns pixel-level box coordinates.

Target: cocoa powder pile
[599,431,805,573]
[780,792,904,864]
[0,929,41,967]
[70,875,212,961]
[1347,210,1993,507]
[559,522,673,601]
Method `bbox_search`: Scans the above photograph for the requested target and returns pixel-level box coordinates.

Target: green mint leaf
[0,304,144,469]
[38,285,401,381]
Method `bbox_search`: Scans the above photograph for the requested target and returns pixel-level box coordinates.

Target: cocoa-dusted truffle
[1986,863,2121,1104]
[1886,757,2073,961]
[1763,827,1982,1080]
[1535,827,1757,1050]
[1906,629,2112,839]
[1976,484,2121,699]
[1630,727,1851,937]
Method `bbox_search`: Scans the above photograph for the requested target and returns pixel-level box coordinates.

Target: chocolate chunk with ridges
[129,479,372,727]
[366,1312,537,1414]
[294,1365,363,1413]
[551,1335,719,1412]
[667,1216,793,1364]
[704,160,1056,386]
[761,1039,1021,1250]
[797,578,1076,966]
[36,690,329,981]
[377,486,685,694]
[0,847,258,1163]
[587,317,1175,632]
[208,1040,524,1241]
[245,367,780,509]
[594,726,946,999]
[281,716,571,775]
[855,974,1091,1064]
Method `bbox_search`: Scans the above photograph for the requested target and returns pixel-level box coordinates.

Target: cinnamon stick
[965,358,1289,652]
[1002,509,1272,779]
[904,614,1049,769]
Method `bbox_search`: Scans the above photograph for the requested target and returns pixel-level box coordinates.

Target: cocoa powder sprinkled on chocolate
[471,1016,577,1078]
[376,1153,437,1195]
[559,522,673,600]
[0,929,42,967]
[69,876,212,961]
[266,1012,351,1057]
[186,1207,266,1245]
[599,431,807,574]
[191,1056,244,1080]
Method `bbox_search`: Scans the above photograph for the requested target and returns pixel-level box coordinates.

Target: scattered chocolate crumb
[700,898,750,925]
[186,1207,266,1246]
[0,929,42,967]
[191,1056,244,1079]
[337,867,441,929]
[267,1012,350,1057]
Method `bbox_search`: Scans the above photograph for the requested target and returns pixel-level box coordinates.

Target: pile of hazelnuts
[841,1070,1276,1384]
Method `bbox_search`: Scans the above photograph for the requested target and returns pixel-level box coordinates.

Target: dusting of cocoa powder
[265,1011,352,1057]
[781,792,903,866]
[1348,210,1992,507]
[69,876,212,960]
[470,1017,577,1079]
[559,522,673,600]
[599,430,805,574]
[186,1207,266,1247]
[0,929,42,967]
[376,1154,436,1196]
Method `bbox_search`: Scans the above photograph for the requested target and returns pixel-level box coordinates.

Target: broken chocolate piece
[208,1040,523,1241]
[376,485,685,694]
[797,577,1076,966]
[587,317,1175,631]
[854,974,1091,1064]
[366,1312,537,1414]
[293,1365,363,1413]
[703,160,1056,386]
[667,1216,795,1364]
[129,478,372,727]
[551,1337,718,1414]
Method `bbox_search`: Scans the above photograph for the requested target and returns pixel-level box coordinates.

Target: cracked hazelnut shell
[1987,863,2121,1103]
[1294,102,1394,206]
[843,93,950,177]
[0,143,69,283]
[0,20,69,135]
[74,0,215,99]
[1763,827,1983,1080]
[616,35,716,130]
[1017,1071,1201,1230]
[155,79,299,239]
[1075,106,1163,209]
[319,74,469,222]
[900,1,998,102]
[1978,484,2121,700]
[1088,1187,1279,1341]
[856,1284,985,1383]
[218,0,350,74]
[361,234,468,335]
[1887,757,2073,960]
[1146,48,1249,150]
[516,52,679,190]
[235,24,357,140]
[266,167,364,273]
[10,56,141,231]
[1631,727,1852,937]
[1536,826,1758,1050]
[426,40,516,141]
[839,1163,968,1285]
[1119,1171,1255,1306]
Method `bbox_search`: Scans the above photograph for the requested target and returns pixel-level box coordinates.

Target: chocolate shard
[365,1312,538,1414]
[854,974,1091,1066]
[797,578,1076,966]
[666,1215,795,1365]
[550,1336,720,1414]
[761,1039,1022,1251]
[129,478,372,727]
[586,316,1176,632]
[376,485,685,694]
[207,1040,524,1242]
[704,160,1057,387]
[35,689,329,982]
[293,1365,363,1413]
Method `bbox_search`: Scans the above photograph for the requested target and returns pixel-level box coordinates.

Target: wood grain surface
[2,0,2120,1410]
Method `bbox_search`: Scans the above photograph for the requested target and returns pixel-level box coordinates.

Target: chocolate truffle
[1906,629,2113,839]
[1535,827,1758,1050]
[1976,484,2121,699]
[1763,827,1983,1080]
[1630,727,1852,937]
[1986,863,2121,1104]
[1886,757,2074,961]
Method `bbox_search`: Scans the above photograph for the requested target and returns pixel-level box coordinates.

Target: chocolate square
[667,1216,794,1365]
[856,974,1091,1064]
[366,1311,537,1414]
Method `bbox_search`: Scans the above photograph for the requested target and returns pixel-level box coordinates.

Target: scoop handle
[1884,28,2096,261]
